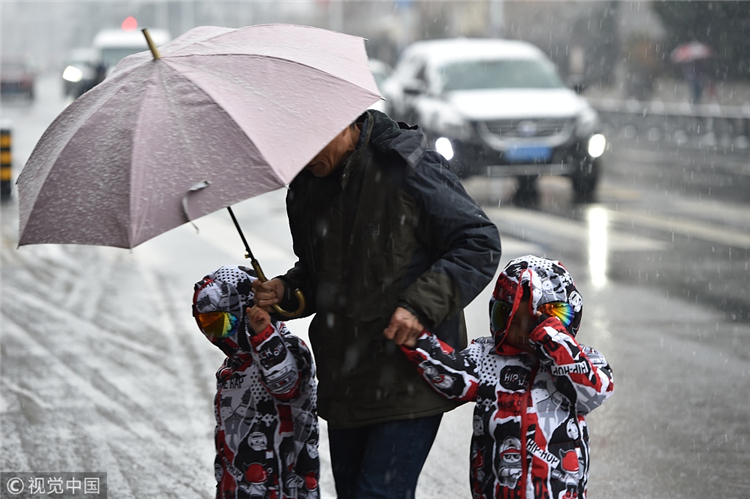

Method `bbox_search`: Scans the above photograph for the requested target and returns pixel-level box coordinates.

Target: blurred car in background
[59,28,172,100]
[62,48,103,98]
[368,58,393,113]
[381,38,606,199]
[1,59,35,102]
[93,28,171,76]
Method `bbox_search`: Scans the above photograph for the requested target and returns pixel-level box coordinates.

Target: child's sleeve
[400,331,484,403]
[248,321,314,402]
[529,317,614,414]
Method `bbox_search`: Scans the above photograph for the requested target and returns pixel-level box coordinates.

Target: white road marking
[608,208,750,250]
[488,201,750,251]
[488,206,669,251]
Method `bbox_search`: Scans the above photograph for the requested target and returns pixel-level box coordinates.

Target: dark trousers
[328,414,443,499]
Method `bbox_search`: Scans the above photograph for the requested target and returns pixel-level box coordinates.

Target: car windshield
[100,47,146,68]
[437,58,565,91]
[372,71,389,88]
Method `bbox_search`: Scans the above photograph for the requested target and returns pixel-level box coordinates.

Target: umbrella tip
[142,28,162,60]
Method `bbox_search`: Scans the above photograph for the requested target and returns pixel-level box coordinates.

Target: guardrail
[587,97,750,150]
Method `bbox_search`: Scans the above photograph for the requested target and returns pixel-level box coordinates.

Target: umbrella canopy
[670,42,714,64]
[18,24,381,249]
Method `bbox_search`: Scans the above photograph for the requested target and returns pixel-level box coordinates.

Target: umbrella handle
[226,206,305,318]
[250,258,306,319]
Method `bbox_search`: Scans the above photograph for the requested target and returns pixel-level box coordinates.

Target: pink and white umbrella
[18,24,382,249]
[670,42,714,64]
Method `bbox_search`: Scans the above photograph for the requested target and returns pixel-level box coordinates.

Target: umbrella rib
[128,66,165,248]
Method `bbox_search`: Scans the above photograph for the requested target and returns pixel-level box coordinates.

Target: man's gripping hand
[384,307,424,348]
[251,278,286,312]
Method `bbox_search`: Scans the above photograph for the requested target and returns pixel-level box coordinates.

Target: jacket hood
[365,109,404,150]
[491,255,583,350]
[192,265,259,359]
[365,110,428,163]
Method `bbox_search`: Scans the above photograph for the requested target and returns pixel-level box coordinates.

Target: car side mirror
[403,80,426,96]
[568,76,587,94]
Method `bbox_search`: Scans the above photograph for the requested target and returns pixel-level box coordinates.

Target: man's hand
[247,305,271,335]
[251,278,286,311]
[383,307,424,348]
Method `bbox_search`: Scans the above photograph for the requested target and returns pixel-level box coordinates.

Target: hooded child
[392,255,614,499]
[193,265,320,499]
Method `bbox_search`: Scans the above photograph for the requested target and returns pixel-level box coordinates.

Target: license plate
[504,145,552,162]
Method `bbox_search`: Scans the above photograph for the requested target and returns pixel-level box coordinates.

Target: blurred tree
[622,32,664,100]
[652,1,750,80]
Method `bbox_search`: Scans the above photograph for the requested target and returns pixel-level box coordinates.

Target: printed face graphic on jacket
[495,436,523,488]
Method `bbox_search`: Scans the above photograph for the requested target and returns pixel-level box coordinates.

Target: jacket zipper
[520,363,537,499]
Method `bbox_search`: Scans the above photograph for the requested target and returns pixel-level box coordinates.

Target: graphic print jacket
[401,256,614,499]
[211,320,319,499]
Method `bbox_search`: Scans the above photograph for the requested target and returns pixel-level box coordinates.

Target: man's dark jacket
[278,110,501,428]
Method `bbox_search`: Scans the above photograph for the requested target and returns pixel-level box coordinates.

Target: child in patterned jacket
[392,255,614,499]
[193,265,319,499]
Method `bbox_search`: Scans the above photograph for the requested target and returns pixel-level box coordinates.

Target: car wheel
[571,157,600,202]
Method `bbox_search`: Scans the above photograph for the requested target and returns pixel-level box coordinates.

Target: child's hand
[247,305,271,335]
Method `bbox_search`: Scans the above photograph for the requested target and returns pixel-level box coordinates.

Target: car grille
[481,118,574,138]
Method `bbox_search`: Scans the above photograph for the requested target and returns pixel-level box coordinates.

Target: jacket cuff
[529,316,567,341]
[249,323,275,348]
[398,330,430,351]
[396,302,429,328]
[398,271,460,330]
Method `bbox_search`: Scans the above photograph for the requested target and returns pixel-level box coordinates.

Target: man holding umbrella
[253,109,501,498]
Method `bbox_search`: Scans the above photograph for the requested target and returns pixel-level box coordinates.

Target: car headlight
[435,137,454,160]
[587,134,606,158]
[62,65,83,83]
[576,106,599,137]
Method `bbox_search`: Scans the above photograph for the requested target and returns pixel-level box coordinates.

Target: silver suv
[381,38,605,200]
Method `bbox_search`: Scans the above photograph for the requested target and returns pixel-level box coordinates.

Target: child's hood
[491,255,583,351]
[192,265,258,359]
